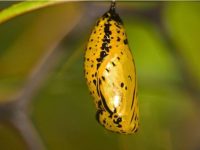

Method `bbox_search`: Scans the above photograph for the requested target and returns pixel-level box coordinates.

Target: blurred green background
[0,2,200,150]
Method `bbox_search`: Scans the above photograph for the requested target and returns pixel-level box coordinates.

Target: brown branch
[0,3,83,149]
[9,111,46,150]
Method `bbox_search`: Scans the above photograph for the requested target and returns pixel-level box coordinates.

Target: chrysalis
[84,1,139,134]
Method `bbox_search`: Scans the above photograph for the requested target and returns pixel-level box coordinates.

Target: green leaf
[163,2,200,88]
[0,1,63,25]
[0,3,82,102]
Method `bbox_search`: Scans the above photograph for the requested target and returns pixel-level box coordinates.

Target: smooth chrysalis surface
[84,2,139,134]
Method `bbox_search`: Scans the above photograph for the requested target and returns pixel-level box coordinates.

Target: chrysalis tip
[110,1,116,12]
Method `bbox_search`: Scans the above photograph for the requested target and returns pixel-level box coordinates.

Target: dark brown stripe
[99,89,113,115]
[131,86,136,109]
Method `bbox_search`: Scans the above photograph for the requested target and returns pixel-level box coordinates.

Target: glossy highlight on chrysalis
[84,1,139,134]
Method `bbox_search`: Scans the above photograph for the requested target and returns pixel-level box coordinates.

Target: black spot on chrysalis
[124,39,128,44]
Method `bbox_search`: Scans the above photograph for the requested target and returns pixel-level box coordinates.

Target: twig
[0,3,83,149]
[9,110,46,150]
